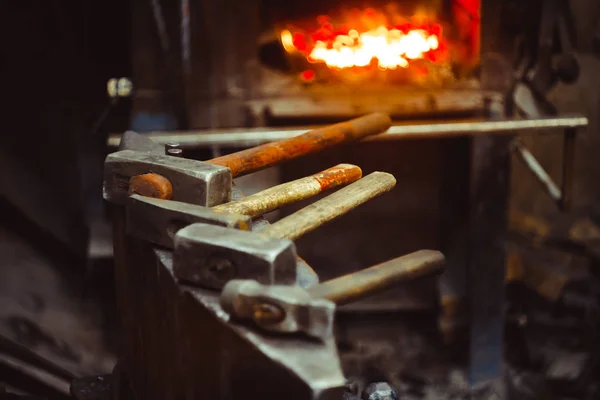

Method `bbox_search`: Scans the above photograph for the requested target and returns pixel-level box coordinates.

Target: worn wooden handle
[212,164,362,218]
[308,250,445,305]
[207,113,391,178]
[259,171,396,241]
[128,173,173,200]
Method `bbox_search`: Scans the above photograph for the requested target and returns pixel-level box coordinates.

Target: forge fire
[271,4,481,87]
[280,8,449,73]
[281,16,445,70]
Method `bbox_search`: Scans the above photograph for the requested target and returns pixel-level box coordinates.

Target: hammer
[172,171,396,289]
[220,250,446,341]
[125,163,363,249]
[103,113,391,207]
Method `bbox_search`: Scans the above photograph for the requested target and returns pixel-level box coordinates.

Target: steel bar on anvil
[107,115,588,148]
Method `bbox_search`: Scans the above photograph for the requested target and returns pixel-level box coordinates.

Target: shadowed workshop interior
[1,0,600,399]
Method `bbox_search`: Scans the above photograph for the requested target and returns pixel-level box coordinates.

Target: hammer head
[126,195,251,248]
[103,149,231,206]
[174,223,298,289]
[221,280,336,341]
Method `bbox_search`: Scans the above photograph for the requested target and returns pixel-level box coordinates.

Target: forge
[95,0,590,398]
[176,0,490,128]
[1,0,598,399]
[254,0,483,119]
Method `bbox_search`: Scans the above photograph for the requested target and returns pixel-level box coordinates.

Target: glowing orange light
[280,29,295,53]
[281,7,446,72]
[300,70,316,81]
[283,25,440,70]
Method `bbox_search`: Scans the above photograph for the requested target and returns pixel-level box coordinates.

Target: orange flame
[281,12,444,71]
[310,27,439,69]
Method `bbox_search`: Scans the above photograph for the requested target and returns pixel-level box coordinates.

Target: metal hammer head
[174,223,298,289]
[126,195,251,248]
[221,280,335,341]
[103,149,231,206]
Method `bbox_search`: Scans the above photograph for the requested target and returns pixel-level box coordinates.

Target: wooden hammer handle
[211,164,362,218]
[207,113,391,178]
[307,250,446,306]
[259,171,396,241]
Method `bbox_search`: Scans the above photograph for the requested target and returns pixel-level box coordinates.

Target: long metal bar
[513,139,563,203]
[560,128,577,211]
[107,115,588,148]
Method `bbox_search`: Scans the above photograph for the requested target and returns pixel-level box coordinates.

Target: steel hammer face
[103,149,232,207]
[220,280,335,342]
[174,223,297,289]
[126,195,251,248]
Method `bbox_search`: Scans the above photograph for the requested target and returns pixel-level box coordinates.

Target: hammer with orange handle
[125,164,363,249]
[103,113,391,207]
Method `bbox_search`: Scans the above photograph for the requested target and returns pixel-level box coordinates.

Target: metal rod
[308,250,445,305]
[206,113,391,178]
[107,115,588,149]
[560,128,577,211]
[513,139,563,203]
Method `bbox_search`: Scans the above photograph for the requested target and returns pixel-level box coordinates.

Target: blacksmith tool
[126,163,363,249]
[220,250,445,341]
[103,113,391,207]
[173,171,396,289]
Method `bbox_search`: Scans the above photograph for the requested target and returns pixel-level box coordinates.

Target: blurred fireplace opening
[168,0,485,129]
[258,0,481,86]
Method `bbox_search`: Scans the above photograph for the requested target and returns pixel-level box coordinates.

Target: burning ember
[280,10,446,71]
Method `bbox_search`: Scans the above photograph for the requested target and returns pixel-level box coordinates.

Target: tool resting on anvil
[100,115,408,400]
[221,250,446,341]
[103,113,391,207]
[126,163,363,249]
[172,171,396,289]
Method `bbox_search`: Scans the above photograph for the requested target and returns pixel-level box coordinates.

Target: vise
[96,115,446,400]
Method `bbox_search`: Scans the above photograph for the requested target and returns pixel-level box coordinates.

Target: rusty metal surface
[107,115,588,149]
[207,113,391,177]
